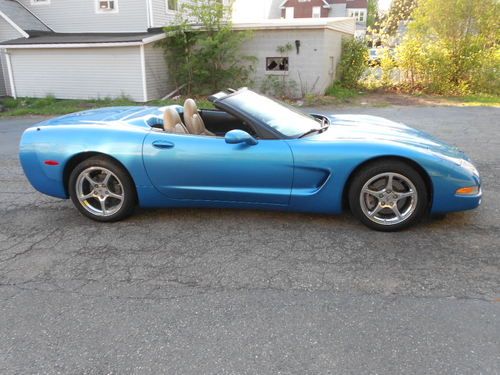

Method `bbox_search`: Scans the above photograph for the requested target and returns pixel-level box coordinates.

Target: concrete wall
[8,46,145,101]
[18,0,148,32]
[238,28,343,97]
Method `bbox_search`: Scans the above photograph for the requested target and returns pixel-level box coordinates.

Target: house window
[167,0,178,12]
[312,6,321,18]
[348,9,366,22]
[96,0,118,13]
[266,57,289,72]
[30,0,50,4]
[285,7,294,19]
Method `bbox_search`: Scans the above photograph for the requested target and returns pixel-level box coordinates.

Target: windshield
[222,90,321,137]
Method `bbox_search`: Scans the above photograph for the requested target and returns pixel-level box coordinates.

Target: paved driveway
[0,106,499,374]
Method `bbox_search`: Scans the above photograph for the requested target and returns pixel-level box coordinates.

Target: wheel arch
[63,152,138,202]
[341,155,434,211]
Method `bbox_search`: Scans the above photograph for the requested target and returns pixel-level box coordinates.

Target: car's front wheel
[68,156,136,222]
[348,160,429,231]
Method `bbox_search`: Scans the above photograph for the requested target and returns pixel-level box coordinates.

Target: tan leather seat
[183,98,215,136]
[163,107,188,134]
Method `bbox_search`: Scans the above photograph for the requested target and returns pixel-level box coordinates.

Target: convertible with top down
[19,88,481,231]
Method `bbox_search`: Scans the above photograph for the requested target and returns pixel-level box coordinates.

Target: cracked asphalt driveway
[0,106,499,374]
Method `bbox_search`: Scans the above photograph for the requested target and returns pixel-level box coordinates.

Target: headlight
[458,159,479,176]
[429,151,479,176]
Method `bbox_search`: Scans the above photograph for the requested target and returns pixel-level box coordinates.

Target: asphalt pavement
[0,106,499,374]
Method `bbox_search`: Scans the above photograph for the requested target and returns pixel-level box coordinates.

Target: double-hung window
[348,9,366,22]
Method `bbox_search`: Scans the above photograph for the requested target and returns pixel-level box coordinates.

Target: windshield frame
[214,89,326,140]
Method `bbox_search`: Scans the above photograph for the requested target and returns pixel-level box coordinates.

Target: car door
[142,132,294,205]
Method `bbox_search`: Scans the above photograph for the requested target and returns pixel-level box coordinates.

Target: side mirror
[225,130,258,146]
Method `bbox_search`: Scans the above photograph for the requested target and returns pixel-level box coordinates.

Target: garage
[0,32,169,102]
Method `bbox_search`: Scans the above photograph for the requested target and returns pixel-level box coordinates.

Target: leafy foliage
[381,0,417,37]
[157,0,255,95]
[366,0,379,29]
[397,0,500,94]
[337,38,369,88]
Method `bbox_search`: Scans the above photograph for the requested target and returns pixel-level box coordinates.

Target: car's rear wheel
[68,156,136,222]
[348,160,428,231]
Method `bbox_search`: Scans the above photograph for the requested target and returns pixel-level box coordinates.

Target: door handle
[152,140,175,149]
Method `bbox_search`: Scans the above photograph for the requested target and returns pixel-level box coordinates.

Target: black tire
[68,156,136,222]
[348,160,429,232]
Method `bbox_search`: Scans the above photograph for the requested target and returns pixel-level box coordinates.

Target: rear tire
[348,160,428,231]
[68,156,136,222]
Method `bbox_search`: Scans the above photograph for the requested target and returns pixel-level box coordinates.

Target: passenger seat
[163,107,188,134]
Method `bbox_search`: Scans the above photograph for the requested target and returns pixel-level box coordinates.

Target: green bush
[337,37,369,88]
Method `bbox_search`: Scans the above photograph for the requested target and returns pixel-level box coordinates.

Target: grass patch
[300,83,364,107]
[0,95,214,117]
[325,83,361,101]
[444,94,500,106]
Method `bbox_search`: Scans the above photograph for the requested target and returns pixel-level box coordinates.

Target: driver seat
[163,107,188,134]
[183,98,215,136]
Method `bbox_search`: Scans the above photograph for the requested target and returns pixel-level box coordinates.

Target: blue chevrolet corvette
[19,88,481,231]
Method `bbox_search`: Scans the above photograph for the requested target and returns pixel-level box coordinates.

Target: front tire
[348,160,429,231]
[68,156,136,222]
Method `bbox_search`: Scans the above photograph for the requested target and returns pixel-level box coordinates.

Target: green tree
[366,0,379,29]
[157,0,255,95]
[381,0,418,37]
[397,0,500,94]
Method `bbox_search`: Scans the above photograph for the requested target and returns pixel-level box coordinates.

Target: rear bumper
[19,129,68,199]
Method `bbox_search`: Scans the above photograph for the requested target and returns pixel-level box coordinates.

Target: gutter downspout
[140,44,148,102]
[3,50,17,99]
[146,0,154,28]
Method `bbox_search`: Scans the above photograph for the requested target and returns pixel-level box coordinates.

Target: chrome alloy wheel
[359,172,418,226]
[75,167,124,217]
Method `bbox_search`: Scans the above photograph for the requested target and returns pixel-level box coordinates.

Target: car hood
[309,114,467,159]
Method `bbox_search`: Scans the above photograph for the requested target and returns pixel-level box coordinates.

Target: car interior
[155,98,257,138]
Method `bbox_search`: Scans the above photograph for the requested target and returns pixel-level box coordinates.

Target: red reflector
[44,160,60,166]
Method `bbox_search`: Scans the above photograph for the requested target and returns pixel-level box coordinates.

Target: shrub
[157,0,255,95]
[396,0,500,95]
[337,37,369,88]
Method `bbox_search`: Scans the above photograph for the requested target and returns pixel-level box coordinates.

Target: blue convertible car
[19,88,481,231]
